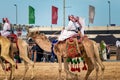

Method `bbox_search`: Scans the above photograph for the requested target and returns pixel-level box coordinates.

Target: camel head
[27,31,52,52]
[27,31,39,39]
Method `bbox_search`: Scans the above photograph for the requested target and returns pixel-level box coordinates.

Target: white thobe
[58,20,77,41]
[0,22,11,37]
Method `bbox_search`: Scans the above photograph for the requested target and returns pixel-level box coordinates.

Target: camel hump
[82,39,95,58]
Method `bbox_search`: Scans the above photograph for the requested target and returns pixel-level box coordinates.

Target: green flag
[29,6,35,24]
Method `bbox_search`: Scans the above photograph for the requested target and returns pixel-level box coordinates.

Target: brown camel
[0,36,34,80]
[27,31,105,80]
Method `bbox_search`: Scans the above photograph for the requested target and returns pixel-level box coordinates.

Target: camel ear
[40,33,45,36]
[36,31,39,34]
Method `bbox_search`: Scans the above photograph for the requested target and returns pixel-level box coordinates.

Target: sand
[0,61,120,80]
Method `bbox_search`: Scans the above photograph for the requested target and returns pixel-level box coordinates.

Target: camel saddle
[7,33,19,50]
[65,33,88,58]
[7,33,18,43]
[66,37,80,58]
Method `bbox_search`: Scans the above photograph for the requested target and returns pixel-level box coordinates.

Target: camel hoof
[9,77,15,80]
[3,78,8,80]
[19,78,24,80]
[12,77,15,80]
[30,76,35,80]
[57,78,64,80]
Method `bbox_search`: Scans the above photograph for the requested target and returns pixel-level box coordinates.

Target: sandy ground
[0,60,120,80]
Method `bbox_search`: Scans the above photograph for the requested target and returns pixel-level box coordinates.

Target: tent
[93,35,118,45]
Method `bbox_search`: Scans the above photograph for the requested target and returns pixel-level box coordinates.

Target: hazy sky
[0,0,120,27]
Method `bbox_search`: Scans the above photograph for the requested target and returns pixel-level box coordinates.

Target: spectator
[116,40,120,60]
[17,28,22,37]
[31,43,37,63]
[51,39,58,62]
[100,40,107,61]
[28,43,33,60]
[106,45,111,60]
[35,44,44,62]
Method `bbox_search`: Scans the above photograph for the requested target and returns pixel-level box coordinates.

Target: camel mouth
[28,37,32,41]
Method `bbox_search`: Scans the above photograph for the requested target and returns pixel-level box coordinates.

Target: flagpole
[63,0,65,28]
[108,1,111,26]
[14,4,18,25]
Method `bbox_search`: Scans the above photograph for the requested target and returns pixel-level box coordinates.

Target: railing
[109,46,117,53]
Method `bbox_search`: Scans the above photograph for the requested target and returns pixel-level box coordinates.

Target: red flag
[52,6,58,24]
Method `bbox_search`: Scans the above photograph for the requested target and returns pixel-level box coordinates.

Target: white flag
[89,5,95,24]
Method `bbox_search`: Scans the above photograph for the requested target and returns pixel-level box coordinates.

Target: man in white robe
[58,15,77,41]
[0,18,11,37]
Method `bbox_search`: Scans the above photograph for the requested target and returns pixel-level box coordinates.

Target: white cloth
[75,22,85,35]
[75,17,85,36]
[65,20,76,30]
[78,17,85,36]
[58,20,77,41]
[0,22,11,37]
[116,40,120,47]
[58,30,77,41]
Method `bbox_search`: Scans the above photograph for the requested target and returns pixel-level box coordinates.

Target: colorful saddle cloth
[66,38,78,58]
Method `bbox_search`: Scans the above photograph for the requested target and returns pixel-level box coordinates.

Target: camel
[0,36,34,80]
[27,31,105,80]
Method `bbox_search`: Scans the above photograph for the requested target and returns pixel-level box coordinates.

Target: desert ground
[0,56,120,80]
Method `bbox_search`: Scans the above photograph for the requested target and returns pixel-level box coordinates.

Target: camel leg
[63,57,78,80]
[63,57,69,79]
[84,57,94,80]
[84,57,99,80]
[19,60,29,80]
[9,63,16,80]
[93,43,105,80]
[96,59,105,80]
[57,55,62,80]
[96,58,105,80]
[0,58,8,80]
[19,55,34,80]
[1,44,16,80]
[18,41,34,80]
[2,58,15,80]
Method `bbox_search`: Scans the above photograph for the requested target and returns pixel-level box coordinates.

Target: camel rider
[0,18,11,37]
[58,15,78,41]
[58,15,80,55]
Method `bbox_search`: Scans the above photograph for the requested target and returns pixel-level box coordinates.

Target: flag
[52,6,58,24]
[29,6,35,24]
[89,5,95,24]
